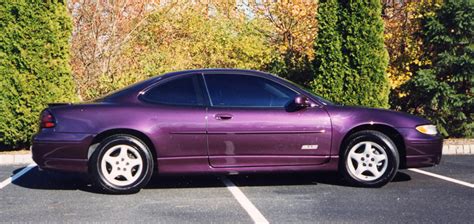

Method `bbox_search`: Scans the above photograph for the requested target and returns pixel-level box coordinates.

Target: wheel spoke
[128,158,142,168]
[107,169,120,179]
[119,147,129,159]
[103,156,117,165]
[355,165,365,176]
[122,170,134,181]
[374,154,386,164]
[363,142,372,154]
[368,166,381,177]
[350,152,363,162]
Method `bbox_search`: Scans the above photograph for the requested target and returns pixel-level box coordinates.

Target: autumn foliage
[382,0,441,99]
[68,0,319,100]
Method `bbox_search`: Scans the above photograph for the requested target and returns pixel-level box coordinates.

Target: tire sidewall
[91,135,153,193]
[341,131,399,187]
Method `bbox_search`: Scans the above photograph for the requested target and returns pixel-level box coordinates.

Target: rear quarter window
[141,74,205,106]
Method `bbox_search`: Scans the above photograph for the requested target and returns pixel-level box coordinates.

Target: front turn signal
[416,125,438,135]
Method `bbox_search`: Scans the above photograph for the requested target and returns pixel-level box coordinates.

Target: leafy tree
[69,2,276,100]
[311,0,347,104]
[0,0,77,147]
[68,1,320,99]
[400,0,474,137]
[382,0,441,107]
[103,4,275,99]
[253,0,319,86]
[312,0,389,108]
[68,0,153,100]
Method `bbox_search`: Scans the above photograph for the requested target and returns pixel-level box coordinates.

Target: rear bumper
[31,131,93,173]
[396,128,443,168]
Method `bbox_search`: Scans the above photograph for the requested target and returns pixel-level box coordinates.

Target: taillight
[40,110,55,128]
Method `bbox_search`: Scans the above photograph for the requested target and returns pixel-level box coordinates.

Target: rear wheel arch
[340,124,406,168]
[88,129,158,172]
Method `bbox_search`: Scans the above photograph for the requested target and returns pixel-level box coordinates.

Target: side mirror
[294,95,311,108]
[286,95,312,112]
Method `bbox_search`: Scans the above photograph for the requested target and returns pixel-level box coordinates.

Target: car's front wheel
[90,135,154,194]
[340,130,399,187]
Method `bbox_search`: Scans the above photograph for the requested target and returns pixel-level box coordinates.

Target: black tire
[90,134,154,194]
[339,130,399,187]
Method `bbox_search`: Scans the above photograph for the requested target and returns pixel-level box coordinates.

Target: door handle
[215,114,233,120]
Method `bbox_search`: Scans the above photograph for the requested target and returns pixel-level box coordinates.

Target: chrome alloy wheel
[346,141,388,181]
[100,144,143,186]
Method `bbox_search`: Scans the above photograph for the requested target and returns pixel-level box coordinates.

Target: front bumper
[32,130,94,173]
[396,128,443,168]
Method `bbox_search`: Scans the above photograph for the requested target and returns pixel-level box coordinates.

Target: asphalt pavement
[0,156,473,223]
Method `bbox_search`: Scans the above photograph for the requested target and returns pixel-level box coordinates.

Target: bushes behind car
[0,0,77,148]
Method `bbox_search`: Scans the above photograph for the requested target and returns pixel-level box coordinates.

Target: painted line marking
[409,168,474,188]
[0,163,36,190]
[220,176,269,224]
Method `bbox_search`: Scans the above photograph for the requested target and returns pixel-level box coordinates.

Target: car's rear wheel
[340,130,399,187]
[90,135,154,194]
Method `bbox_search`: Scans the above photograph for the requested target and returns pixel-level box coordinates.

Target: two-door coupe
[32,69,442,193]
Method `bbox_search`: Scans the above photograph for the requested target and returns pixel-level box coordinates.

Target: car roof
[158,68,274,79]
[99,69,278,103]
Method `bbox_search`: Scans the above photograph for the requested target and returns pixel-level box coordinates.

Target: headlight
[416,124,438,135]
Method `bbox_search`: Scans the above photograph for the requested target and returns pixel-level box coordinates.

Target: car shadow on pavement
[218,171,411,188]
[11,166,95,192]
[11,166,411,193]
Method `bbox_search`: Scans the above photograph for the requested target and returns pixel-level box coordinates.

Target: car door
[204,73,332,167]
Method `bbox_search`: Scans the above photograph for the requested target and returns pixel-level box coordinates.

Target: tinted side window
[205,74,297,107]
[142,74,205,106]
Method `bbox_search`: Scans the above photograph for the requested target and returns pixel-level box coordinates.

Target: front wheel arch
[339,124,406,168]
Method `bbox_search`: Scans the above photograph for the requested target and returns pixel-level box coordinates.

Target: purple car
[32,69,442,193]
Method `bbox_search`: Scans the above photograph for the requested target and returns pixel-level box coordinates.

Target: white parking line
[220,176,269,224]
[409,168,474,188]
[0,163,36,190]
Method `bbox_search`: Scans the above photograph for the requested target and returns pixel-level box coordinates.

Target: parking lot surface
[1,156,473,223]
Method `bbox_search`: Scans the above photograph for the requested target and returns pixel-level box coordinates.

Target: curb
[0,154,34,165]
[442,144,474,155]
[0,143,473,165]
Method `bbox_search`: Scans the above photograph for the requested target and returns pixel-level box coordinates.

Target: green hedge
[0,0,77,148]
[312,0,389,108]
[400,0,474,137]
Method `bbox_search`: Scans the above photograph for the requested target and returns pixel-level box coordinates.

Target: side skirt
[157,156,339,175]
